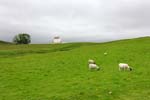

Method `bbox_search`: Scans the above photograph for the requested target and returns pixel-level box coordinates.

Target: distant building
[53,36,62,44]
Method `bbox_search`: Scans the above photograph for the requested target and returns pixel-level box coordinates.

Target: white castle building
[52,36,62,44]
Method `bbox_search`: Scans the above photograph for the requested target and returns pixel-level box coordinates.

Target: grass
[0,37,150,100]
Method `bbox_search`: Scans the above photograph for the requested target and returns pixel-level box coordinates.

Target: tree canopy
[13,33,31,44]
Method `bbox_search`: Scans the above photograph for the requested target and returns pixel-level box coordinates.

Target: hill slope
[0,40,11,44]
[0,37,150,100]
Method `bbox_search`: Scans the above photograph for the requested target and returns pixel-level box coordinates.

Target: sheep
[88,59,100,70]
[88,59,95,64]
[89,63,100,70]
[119,63,132,71]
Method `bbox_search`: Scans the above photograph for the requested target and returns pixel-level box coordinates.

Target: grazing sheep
[88,59,95,64]
[119,63,132,71]
[88,59,100,70]
[89,63,100,70]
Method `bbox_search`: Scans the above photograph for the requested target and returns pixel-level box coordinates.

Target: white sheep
[88,59,95,64]
[89,63,100,70]
[88,59,100,70]
[119,63,132,71]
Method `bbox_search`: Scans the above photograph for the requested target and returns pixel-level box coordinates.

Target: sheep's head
[97,67,100,71]
[129,67,133,71]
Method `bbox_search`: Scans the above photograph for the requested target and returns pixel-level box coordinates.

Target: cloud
[0,0,150,43]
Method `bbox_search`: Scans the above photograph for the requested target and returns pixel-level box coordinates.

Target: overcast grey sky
[0,0,150,43]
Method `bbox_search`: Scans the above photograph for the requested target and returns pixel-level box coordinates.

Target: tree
[13,33,31,44]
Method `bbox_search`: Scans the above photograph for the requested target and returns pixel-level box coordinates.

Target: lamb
[119,63,132,71]
[88,59,100,70]
[88,59,95,64]
[89,63,100,70]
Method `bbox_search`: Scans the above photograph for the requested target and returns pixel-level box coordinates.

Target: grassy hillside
[0,37,150,100]
[0,40,11,44]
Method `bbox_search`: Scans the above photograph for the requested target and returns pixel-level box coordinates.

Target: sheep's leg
[89,67,92,71]
[119,67,123,71]
[124,67,125,71]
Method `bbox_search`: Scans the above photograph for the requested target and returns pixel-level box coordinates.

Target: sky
[0,0,150,43]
